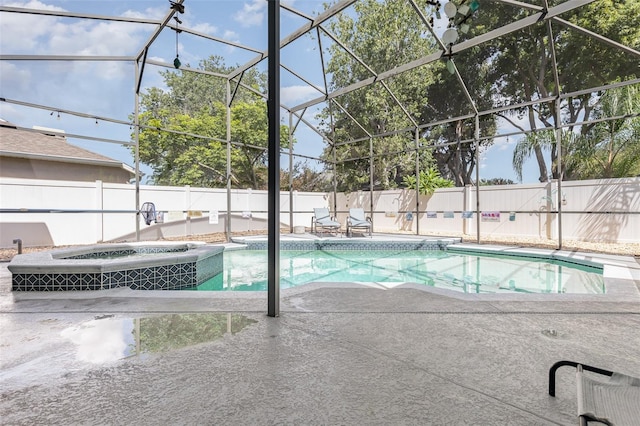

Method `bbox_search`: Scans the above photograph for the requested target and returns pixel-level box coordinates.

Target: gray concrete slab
[0,289,638,425]
[1,240,639,425]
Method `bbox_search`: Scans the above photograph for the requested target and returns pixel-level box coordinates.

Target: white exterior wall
[1,177,638,247]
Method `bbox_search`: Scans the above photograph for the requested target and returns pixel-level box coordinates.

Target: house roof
[0,121,134,174]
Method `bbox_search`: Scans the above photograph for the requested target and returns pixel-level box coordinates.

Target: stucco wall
[0,157,133,183]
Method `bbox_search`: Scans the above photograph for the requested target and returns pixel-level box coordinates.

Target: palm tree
[512,85,640,181]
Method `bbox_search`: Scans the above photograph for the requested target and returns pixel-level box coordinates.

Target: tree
[134,56,291,188]
[567,85,640,179]
[319,0,440,192]
[281,161,333,192]
[319,0,497,190]
[513,85,640,181]
[480,178,515,186]
[496,0,640,181]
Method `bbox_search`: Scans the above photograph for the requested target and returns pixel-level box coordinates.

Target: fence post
[185,185,191,236]
[463,184,472,235]
[95,180,103,243]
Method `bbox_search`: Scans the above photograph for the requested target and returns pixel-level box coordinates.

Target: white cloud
[0,2,158,57]
[190,22,218,35]
[221,30,241,52]
[0,62,31,92]
[121,6,166,20]
[281,85,323,107]
[223,30,239,40]
[0,1,65,50]
[234,0,266,27]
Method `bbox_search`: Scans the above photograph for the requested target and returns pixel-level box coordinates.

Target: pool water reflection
[196,250,605,294]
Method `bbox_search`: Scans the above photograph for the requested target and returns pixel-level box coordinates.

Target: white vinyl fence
[332,178,640,243]
[1,177,638,247]
[0,178,327,247]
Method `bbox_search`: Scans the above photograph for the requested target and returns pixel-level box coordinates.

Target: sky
[0,0,545,185]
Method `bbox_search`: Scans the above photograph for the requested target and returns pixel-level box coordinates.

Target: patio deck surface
[1,234,639,425]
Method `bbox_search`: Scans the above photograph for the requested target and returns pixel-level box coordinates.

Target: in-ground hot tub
[8,242,224,291]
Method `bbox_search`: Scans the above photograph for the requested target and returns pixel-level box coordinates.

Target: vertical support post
[415,128,420,235]
[289,111,294,233]
[475,115,480,244]
[369,137,374,227]
[545,181,553,239]
[555,97,563,250]
[226,80,232,242]
[463,184,470,235]
[134,62,141,242]
[267,0,280,317]
[332,141,337,215]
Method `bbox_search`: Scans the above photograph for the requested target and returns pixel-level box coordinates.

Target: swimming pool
[196,249,605,294]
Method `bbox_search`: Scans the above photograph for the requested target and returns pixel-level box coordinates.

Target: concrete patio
[1,238,639,425]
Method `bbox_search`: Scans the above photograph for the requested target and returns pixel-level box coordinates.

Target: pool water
[195,250,605,294]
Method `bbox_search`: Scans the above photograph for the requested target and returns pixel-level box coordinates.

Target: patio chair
[346,208,372,237]
[311,208,341,235]
[549,360,640,426]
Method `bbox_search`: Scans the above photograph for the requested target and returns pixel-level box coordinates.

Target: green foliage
[402,168,454,195]
[567,85,640,179]
[281,161,333,192]
[491,0,640,181]
[134,55,291,189]
[513,85,640,181]
[480,178,515,186]
[319,0,440,192]
[319,0,497,190]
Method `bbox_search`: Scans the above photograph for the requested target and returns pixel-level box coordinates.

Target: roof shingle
[0,123,120,163]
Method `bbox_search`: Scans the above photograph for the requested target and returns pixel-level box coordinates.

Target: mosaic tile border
[242,239,456,251]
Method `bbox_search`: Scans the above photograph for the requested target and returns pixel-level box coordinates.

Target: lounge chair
[311,208,341,235]
[549,360,640,425]
[346,208,372,237]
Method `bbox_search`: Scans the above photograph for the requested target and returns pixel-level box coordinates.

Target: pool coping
[5,236,639,303]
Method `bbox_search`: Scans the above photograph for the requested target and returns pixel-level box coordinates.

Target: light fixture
[173,16,182,69]
[429,0,480,75]
[443,1,458,18]
[442,28,458,45]
[430,1,480,45]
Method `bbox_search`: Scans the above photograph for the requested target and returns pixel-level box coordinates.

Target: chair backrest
[350,208,365,220]
[314,207,330,220]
